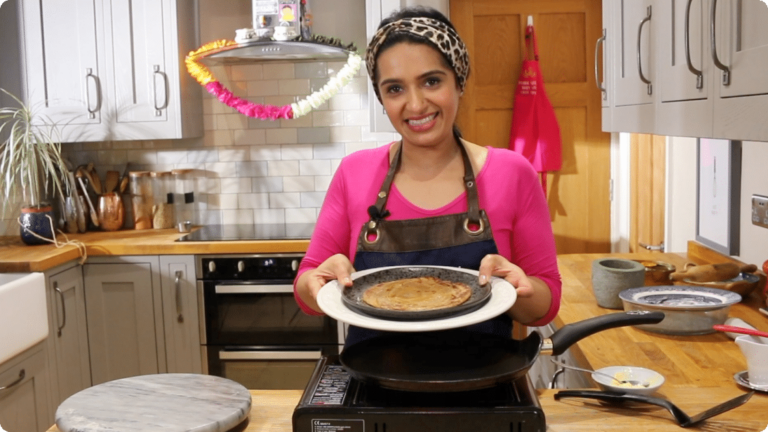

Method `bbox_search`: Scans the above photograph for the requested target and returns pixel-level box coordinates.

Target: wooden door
[629,133,665,253]
[451,0,611,254]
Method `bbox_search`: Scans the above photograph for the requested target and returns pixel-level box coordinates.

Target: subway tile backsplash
[0,60,401,235]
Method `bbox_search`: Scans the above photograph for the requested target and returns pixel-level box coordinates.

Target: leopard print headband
[365,17,470,102]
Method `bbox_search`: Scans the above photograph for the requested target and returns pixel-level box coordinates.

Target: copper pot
[98,193,124,231]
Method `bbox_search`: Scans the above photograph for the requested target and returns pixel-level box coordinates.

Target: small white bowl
[592,366,665,395]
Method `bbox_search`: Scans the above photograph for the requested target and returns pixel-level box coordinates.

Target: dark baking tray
[341,266,492,321]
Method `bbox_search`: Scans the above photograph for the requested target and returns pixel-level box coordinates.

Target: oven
[197,253,344,390]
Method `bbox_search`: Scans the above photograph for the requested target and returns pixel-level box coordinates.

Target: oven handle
[219,350,322,360]
[214,284,294,294]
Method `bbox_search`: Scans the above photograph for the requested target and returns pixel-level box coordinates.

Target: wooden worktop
[43,242,768,431]
[556,248,767,389]
[46,387,768,432]
[0,229,310,272]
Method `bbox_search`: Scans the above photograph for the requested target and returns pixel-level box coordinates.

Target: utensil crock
[98,193,124,231]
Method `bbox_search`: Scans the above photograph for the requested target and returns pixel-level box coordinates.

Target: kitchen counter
[0,229,310,272]
[43,242,767,431]
[46,387,768,432]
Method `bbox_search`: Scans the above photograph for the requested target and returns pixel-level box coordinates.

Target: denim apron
[347,141,512,347]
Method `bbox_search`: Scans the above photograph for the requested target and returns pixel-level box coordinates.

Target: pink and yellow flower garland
[185,40,362,120]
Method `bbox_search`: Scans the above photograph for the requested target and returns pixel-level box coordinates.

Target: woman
[294,6,561,345]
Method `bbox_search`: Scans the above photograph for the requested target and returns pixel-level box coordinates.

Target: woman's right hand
[302,254,356,301]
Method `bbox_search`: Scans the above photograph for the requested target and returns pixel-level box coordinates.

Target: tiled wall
[0,60,398,235]
[66,61,398,228]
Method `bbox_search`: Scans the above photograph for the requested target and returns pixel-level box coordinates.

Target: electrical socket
[752,195,768,229]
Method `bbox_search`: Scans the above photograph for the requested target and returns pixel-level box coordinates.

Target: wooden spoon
[714,325,768,338]
[105,170,120,193]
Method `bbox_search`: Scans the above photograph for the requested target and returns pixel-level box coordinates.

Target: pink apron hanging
[508,23,562,194]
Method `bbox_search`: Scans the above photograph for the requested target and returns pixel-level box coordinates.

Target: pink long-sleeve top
[295,144,562,327]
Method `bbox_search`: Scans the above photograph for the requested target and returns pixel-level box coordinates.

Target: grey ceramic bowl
[341,266,492,321]
[619,285,741,335]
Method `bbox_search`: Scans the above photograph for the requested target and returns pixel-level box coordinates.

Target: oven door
[200,280,343,389]
[208,345,338,390]
[201,280,340,346]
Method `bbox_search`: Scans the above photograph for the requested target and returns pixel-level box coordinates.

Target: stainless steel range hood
[198,40,353,65]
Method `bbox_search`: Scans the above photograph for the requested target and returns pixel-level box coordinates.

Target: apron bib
[348,141,512,346]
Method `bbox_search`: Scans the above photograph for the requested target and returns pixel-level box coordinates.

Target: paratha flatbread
[362,276,472,311]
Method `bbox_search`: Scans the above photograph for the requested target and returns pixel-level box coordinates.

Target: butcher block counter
[44,243,768,431]
[0,228,310,272]
[45,387,768,432]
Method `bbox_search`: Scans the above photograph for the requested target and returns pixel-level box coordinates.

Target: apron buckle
[463,217,485,236]
[363,227,381,244]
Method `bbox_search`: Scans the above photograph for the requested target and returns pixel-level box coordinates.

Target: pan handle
[545,311,664,356]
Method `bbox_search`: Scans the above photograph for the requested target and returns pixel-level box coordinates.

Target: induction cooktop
[176,223,315,242]
[292,356,546,432]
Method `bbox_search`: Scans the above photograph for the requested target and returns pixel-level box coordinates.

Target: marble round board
[56,373,251,432]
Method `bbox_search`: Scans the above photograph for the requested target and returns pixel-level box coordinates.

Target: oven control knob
[237,260,245,273]
[208,261,216,273]
[291,260,299,271]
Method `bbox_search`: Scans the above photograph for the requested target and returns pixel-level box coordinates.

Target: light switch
[752,195,768,229]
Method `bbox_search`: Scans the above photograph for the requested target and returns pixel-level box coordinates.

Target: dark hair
[373,6,466,141]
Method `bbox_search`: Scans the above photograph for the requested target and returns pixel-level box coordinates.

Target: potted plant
[0,88,70,245]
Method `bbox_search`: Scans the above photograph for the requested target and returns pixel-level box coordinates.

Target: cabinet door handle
[709,0,730,85]
[85,68,102,119]
[55,282,66,337]
[639,241,665,251]
[153,65,169,116]
[685,0,704,89]
[550,367,565,389]
[175,270,184,323]
[637,5,653,95]
[0,370,25,392]
[594,29,607,99]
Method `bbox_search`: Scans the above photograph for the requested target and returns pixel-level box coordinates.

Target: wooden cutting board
[55,374,251,432]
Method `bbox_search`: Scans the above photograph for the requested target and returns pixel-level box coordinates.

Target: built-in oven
[197,253,344,390]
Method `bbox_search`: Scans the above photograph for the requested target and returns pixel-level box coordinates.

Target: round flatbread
[362,276,472,311]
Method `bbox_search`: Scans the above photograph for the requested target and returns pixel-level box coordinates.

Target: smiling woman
[294,6,561,349]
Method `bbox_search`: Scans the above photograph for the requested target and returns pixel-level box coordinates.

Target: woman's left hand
[478,254,535,298]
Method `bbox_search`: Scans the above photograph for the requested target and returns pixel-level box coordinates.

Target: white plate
[316,266,517,332]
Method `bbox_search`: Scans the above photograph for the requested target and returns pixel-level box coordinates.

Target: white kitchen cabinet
[159,255,202,374]
[608,0,655,133]
[712,0,768,140]
[601,0,768,141]
[83,257,166,385]
[598,0,613,131]
[8,0,202,142]
[655,0,714,138]
[0,343,50,432]
[44,263,91,417]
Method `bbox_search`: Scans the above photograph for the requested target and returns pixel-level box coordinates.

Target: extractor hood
[197,0,356,64]
[198,39,356,65]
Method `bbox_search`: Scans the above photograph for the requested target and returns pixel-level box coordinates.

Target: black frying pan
[339,311,665,392]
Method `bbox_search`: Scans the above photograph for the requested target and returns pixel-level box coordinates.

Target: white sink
[0,273,48,365]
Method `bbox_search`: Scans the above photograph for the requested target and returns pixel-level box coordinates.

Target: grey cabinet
[3,0,202,142]
[83,255,201,385]
[83,257,165,385]
[159,256,203,374]
[45,263,91,414]
[0,343,50,432]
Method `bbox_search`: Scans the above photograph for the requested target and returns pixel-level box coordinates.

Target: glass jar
[150,171,175,229]
[129,171,152,230]
[171,169,196,232]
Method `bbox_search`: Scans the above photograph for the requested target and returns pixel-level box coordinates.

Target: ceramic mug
[735,334,768,387]
[592,258,646,309]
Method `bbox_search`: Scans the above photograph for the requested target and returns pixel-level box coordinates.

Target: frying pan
[339,311,665,392]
